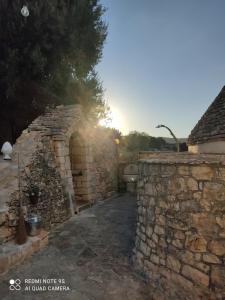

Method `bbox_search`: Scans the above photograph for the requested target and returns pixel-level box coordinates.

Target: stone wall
[133,155,225,299]
[91,128,118,200]
[0,105,118,243]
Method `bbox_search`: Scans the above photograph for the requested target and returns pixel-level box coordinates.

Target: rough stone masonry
[0,104,118,245]
[133,153,225,300]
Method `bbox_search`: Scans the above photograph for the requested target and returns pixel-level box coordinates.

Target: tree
[119,131,173,162]
[0,0,107,143]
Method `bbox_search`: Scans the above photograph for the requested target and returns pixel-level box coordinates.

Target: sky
[97,0,225,137]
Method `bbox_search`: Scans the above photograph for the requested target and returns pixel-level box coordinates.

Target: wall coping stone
[139,152,225,165]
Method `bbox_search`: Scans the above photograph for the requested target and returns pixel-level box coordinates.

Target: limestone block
[168,177,186,194]
[219,231,225,238]
[178,166,190,176]
[203,182,225,202]
[147,239,156,248]
[148,165,160,176]
[141,225,146,233]
[167,220,188,231]
[191,166,214,181]
[159,201,168,209]
[180,200,200,213]
[159,237,167,248]
[149,197,155,206]
[216,216,225,228]
[136,251,144,265]
[161,165,176,177]
[191,213,218,236]
[208,240,225,256]
[157,215,166,226]
[195,262,210,274]
[144,260,159,276]
[172,239,183,249]
[151,254,160,265]
[167,255,181,273]
[140,241,149,256]
[211,265,225,289]
[0,211,6,226]
[145,183,157,196]
[0,227,12,239]
[186,235,207,253]
[203,253,221,264]
[146,226,153,238]
[186,178,198,191]
[152,233,159,243]
[182,265,209,287]
[180,250,195,265]
[215,167,225,179]
[194,253,201,261]
[154,225,165,235]
[174,231,185,240]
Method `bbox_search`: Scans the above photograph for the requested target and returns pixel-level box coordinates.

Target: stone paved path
[0,194,151,300]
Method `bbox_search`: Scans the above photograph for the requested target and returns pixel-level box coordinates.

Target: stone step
[0,230,48,276]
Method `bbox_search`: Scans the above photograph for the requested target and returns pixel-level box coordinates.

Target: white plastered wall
[188,140,225,154]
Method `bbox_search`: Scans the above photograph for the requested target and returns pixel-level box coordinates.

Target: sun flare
[99,107,126,133]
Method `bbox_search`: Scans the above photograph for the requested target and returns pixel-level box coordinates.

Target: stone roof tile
[188,86,225,145]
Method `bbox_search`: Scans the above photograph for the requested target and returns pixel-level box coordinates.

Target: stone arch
[0,105,118,244]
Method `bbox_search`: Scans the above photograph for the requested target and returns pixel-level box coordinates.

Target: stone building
[0,105,118,247]
[188,86,225,153]
[133,87,225,299]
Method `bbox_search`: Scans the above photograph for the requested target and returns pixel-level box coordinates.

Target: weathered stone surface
[192,166,213,180]
[182,265,209,287]
[0,212,6,226]
[216,216,225,228]
[186,235,207,253]
[191,213,219,236]
[186,178,198,191]
[167,255,181,273]
[154,225,165,235]
[211,266,225,289]
[169,177,186,194]
[2,105,119,244]
[174,231,185,240]
[203,182,225,202]
[146,226,153,238]
[151,254,160,265]
[203,253,221,264]
[208,240,225,256]
[135,159,225,298]
[172,239,183,249]
[178,166,190,176]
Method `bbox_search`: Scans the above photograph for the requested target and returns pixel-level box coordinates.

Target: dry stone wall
[91,128,118,200]
[0,105,118,243]
[133,155,225,300]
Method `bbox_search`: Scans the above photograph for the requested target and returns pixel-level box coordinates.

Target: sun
[99,107,125,133]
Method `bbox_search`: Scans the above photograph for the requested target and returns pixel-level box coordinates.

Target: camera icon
[9,279,21,291]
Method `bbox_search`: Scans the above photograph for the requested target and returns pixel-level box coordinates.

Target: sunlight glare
[99,107,126,133]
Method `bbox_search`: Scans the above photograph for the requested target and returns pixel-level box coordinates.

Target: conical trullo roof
[188,86,225,145]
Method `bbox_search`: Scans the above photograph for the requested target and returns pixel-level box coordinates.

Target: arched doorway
[69,133,90,212]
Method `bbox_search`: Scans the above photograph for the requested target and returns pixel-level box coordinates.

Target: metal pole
[156,124,180,152]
